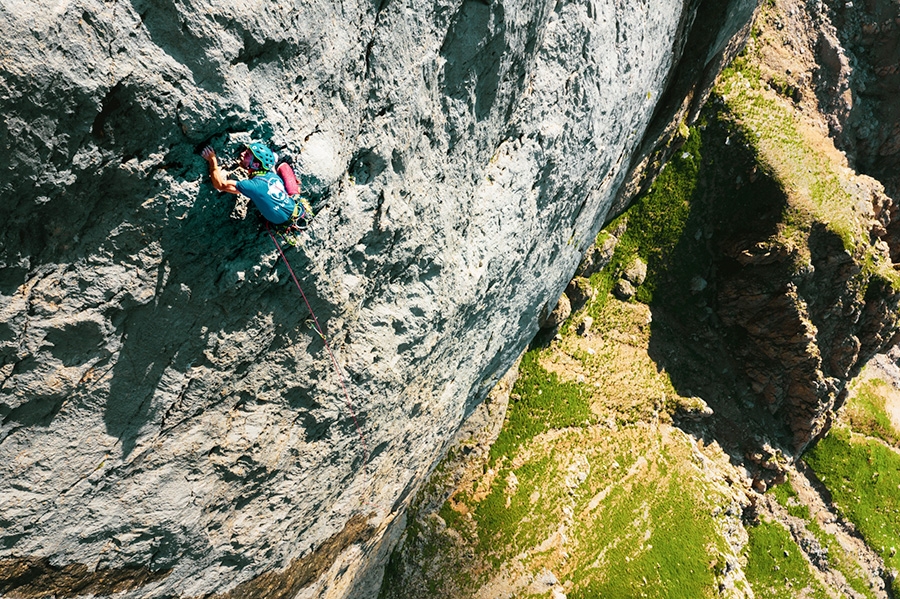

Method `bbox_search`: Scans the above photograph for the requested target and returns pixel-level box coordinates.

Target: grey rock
[578,316,594,337]
[624,257,648,286]
[690,276,708,293]
[613,279,636,300]
[543,294,572,332]
[532,568,559,589]
[577,234,618,278]
[565,277,595,312]
[0,0,759,597]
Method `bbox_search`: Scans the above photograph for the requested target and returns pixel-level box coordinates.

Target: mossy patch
[471,454,563,564]
[489,350,596,464]
[845,378,900,447]
[803,365,900,597]
[768,480,809,520]
[569,431,730,599]
[805,427,900,595]
[744,518,830,599]
[392,290,737,597]
[767,478,879,599]
[626,130,702,305]
[804,518,878,599]
[439,423,733,597]
[547,300,683,425]
[583,128,704,316]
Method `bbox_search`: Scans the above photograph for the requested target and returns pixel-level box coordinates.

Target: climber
[201,142,307,228]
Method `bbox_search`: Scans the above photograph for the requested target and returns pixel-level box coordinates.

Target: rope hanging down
[266,223,371,473]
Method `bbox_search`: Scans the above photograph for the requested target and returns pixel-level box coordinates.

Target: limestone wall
[0,1,757,596]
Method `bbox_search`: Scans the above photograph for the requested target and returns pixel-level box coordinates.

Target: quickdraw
[272,198,314,247]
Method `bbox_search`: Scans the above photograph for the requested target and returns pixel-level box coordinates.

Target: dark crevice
[0,557,171,599]
[91,82,126,142]
[230,35,292,70]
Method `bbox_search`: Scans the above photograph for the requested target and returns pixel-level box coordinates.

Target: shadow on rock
[643,106,796,462]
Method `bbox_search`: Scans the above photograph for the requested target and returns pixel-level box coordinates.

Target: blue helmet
[247,142,276,172]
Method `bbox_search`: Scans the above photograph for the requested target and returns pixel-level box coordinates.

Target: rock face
[716,225,900,451]
[0,1,758,597]
[819,0,900,195]
[704,0,900,452]
[818,0,900,264]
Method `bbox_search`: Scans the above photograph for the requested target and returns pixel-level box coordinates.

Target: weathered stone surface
[0,558,171,599]
[576,232,618,277]
[564,277,594,313]
[542,293,572,333]
[820,0,900,190]
[623,256,648,286]
[0,0,758,597]
[717,216,900,452]
[613,278,636,300]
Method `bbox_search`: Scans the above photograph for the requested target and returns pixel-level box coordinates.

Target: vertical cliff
[378,1,900,595]
[0,1,758,597]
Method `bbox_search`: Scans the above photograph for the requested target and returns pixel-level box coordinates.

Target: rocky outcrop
[818,0,900,197]
[827,0,900,271]
[717,223,900,451]
[741,0,900,265]
[701,0,900,452]
[0,1,759,597]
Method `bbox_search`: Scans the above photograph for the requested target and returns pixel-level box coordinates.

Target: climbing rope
[265,223,372,483]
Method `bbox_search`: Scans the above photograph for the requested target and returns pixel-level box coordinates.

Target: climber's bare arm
[201,147,239,195]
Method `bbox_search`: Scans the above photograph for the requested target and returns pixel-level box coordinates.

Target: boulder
[578,316,594,337]
[565,277,595,312]
[543,294,572,332]
[624,257,648,286]
[577,234,619,278]
[613,279,636,301]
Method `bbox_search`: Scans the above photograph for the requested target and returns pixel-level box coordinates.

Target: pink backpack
[276,162,300,196]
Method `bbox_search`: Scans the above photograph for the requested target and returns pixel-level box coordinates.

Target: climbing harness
[265,223,372,487]
[271,201,313,247]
